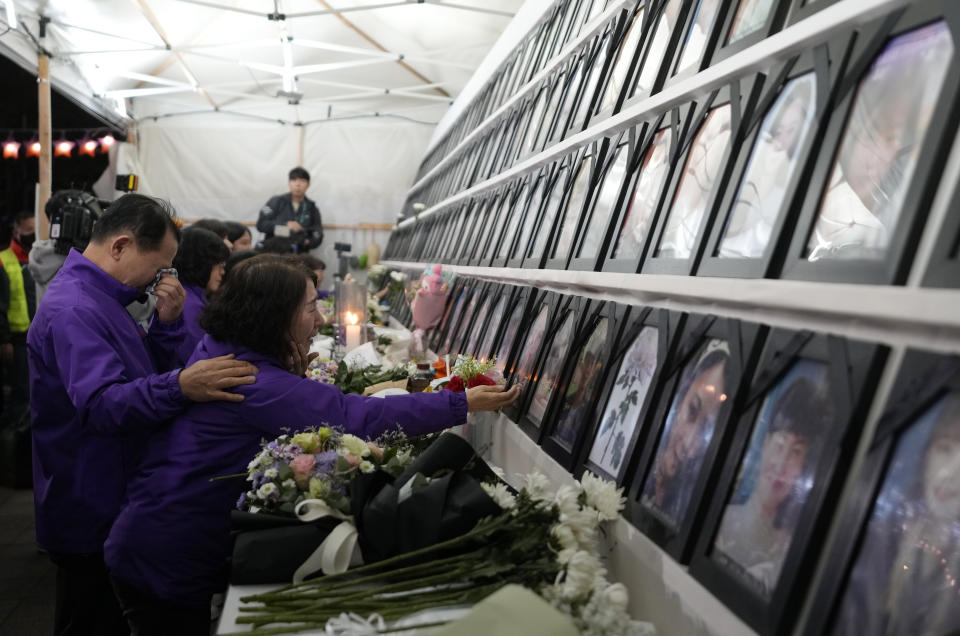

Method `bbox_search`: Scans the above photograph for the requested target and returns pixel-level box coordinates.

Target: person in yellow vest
[0,211,37,421]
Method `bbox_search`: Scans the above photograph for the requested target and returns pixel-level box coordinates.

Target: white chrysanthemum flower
[551,524,578,551]
[563,508,599,549]
[257,482,278,498]
[248,505,261,513]
[264,467,279,479]
[522,472,552,501]
[359,460,375,474]
[481,482,516,510]
[390,271,407,281]
[340,434,371,458]
[281,479,296,490]
[489,465,506,480]
[554,485,580,517]
[395,448,413,466]
[601,583,629,612]
[561,550,604,600]
[580,471,626,521]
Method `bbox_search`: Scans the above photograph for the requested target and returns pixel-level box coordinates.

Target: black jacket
[256,193,323,251]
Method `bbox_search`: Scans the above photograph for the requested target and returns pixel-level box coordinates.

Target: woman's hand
[287,340,319,377]
[466,384,521,412]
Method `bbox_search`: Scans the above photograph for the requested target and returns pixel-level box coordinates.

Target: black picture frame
[491,285,539,384]
[576,307,686,486]
[568,129,637,272]
[688,329,887,635]
[429,277,467,353]
[713,0,791,65]
[456,194,495,266]
[784,0,845,28]
[600,108,686,274]
[540,301,632,469]
[780,3,960,284]
[567,12,623,136]
[503,292,587,440]
[505,167,557,269]
[449,280,493,356]
[642,76,762,275]
[627,315,767,563]
[697,35,854,278]
[489,176,533,268]
[802,350,960,636]
[460,282,503,359]
[663,0,735,86]
[520,152,584,269]
[922,186,960,287]
[621,0,691,107]
[481,284,532,367]
[438,279,478,356]
[543,140,607,270]
[471,185,514,267]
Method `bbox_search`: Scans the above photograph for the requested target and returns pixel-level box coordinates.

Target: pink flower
[343,454,361,467]
[366,442,383,460]
[290,454,316,489]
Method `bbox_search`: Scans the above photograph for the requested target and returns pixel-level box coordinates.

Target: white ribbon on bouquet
[292,498,364,582]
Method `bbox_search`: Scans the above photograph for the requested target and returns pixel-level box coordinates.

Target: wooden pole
[37,54,52,240]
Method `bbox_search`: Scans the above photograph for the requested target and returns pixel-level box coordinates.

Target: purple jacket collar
[64,248,144,307]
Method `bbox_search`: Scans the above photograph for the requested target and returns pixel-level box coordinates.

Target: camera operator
[28,193,259,636]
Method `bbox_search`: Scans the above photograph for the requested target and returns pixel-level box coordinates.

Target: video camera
[46,190,103,255]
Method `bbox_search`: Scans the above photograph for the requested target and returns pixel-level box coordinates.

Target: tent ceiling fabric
[3,0,522,125]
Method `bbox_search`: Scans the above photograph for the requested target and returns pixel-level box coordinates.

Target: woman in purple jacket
[173,227,230,362]
[105,254,519,635]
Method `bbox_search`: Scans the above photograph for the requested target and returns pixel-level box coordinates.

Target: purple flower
[314,450,338,476]
[236,492,247,510]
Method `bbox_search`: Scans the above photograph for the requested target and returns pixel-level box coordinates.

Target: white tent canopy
[0,0,531,278]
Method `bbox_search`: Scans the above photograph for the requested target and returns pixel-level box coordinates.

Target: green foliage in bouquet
[332,364,409,395]
[451,355,496,383]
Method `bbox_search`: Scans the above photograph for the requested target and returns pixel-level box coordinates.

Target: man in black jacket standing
[256,167,323,253]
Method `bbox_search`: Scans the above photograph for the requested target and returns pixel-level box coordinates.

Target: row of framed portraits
[386,275,960,636]
[409,0,892,214]
[389,1,960,287]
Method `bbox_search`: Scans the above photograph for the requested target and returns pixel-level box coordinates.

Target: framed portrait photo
[542,141,605,270]
[689,329,888,635]
[566,14,622,137]
[664,0,735,85]
[460,283,503,359]
[591,1,649,120]
[438,279,477,356]
[627,315,767,562]
[804,351,960,636]
[600,109,683,274]
[449,281,493,357]
[489,285,536,380]
[504,292,588,440]
[780,3,960,284]
[474,183,519,267]
[714,0,792,63]
[621,0,692,108]
[643,75,762,275]
[519,150,588,270]
[429,277,467,353]
[577,307,686,486]
[784,0,846,28]
[568,128,640,272]
[541,301,634,469]
[698,34,854,278]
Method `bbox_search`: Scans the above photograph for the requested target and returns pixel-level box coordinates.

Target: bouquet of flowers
[305,357,338,385]
[317,294,336,337]
[238,427,415,518]
[443,354,502,392]
[367,294,386,326]
[229,469,642,636]
[366,264,388,292]
[332,362,409,395]
[387,270,407,295]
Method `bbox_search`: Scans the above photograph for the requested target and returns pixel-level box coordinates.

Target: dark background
[0,55,121,244]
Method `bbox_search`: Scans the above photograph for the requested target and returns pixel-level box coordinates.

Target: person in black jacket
[255,167,323,253]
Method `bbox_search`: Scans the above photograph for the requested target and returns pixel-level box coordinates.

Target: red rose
[445,375,465,392]
[467,374,496,389]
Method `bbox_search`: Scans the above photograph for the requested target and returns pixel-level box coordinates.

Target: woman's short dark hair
[200,254,317,363]
[224,221,251,243]
[297,254,325,271]
[289,166,310,182]
[190,218,229,240]
[173,227,230,289]
[91,193,181,250]
[224,249,257,278]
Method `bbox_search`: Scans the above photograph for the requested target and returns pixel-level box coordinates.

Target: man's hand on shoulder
[179,353,259,402]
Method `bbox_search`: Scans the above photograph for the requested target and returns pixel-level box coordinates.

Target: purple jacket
[27,249,188,554]
[105,334,467,606]
[179,284,207,362]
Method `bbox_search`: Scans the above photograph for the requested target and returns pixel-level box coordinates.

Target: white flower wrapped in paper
[522,471,553,503]
[561,550,605,600]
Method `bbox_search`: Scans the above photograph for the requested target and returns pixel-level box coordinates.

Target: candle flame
[345,311,359,326]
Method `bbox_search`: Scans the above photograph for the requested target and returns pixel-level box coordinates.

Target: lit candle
[345,311,361,351]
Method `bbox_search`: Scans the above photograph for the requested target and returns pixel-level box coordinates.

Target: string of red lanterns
[2,133,116,159]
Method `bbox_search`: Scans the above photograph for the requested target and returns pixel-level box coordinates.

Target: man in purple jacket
[27,194,259,636]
